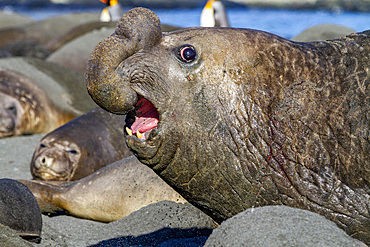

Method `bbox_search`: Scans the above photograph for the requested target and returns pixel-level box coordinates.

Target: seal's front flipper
[17,179,72,216]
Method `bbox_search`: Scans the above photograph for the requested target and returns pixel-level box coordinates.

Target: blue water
[2,4,369,39]
[155,8,369,38]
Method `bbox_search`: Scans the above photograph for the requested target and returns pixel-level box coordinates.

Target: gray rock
[0,225,32,247]
[205,205,362,247]
[0,178,42,243]
[90,200,217,246]
[33,201,216,246]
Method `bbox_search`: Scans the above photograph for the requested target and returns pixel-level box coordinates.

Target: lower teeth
[125,127,145,140]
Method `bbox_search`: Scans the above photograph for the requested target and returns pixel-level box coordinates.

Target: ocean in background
[1,4,369,39]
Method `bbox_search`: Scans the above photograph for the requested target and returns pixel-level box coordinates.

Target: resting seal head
[31,107,130,181]
[86,8,369,244]
[0,68,74,138]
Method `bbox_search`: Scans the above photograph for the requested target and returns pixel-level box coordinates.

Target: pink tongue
[130,98,159,133]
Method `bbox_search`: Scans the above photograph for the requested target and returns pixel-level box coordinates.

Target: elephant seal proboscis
[31,107,131,181]
[20,156,186,222]
[0,178,42,243]
[85,8,369,244]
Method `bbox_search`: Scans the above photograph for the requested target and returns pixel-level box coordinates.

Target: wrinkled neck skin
[135,29,368,238]
[87,20,369,243]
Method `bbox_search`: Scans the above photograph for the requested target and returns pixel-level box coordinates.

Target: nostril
[38,156,52,168]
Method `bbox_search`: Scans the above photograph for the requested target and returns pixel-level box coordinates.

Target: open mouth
[124,96,159,140]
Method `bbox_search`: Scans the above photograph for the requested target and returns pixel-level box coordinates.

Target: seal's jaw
[123,95,163,160]
[122,92,181,170]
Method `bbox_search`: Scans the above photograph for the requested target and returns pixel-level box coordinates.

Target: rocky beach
[0,4,368,247]
[1,135,365,246]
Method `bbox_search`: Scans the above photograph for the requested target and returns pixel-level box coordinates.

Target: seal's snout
[0,114,15,133]
[115,7,162,49]
[85,7,162,115]
[35,155,53,169]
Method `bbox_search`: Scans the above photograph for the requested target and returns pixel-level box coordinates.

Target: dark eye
[178,45,196,63]
[66,148,78,155]
[7,104,17,115]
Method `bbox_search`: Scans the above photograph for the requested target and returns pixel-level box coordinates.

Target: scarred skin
[85,8,369,244]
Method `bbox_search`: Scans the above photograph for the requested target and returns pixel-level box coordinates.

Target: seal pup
[20,156,186,222]
[85,8,369,244]
[31,107,131,181]
[0,68,74,138]
[0,178,42,243]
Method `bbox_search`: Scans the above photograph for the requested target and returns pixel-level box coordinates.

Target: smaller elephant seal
[20,156,186,222]
[0,178,42,243]
[0,68,75,138]
[31,107,131,181]
[0,40,52,59]
[292,24,356,42]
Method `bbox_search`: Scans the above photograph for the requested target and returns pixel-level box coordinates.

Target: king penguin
[99,0,124,22]
[200,0,230,27]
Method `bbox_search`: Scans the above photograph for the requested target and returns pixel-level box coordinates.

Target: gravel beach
[1,135,366,247]
[0,134,218,246]
[0,8,368,247]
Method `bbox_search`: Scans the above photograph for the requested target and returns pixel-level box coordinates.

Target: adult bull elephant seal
[20,156,186,222]
[31,107,131,181]
[0,178,42,243]
[85,8,369,244]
